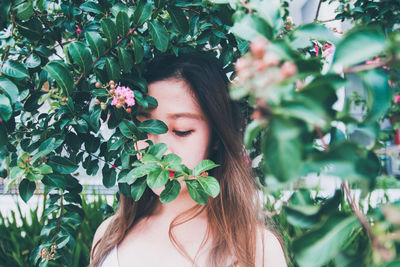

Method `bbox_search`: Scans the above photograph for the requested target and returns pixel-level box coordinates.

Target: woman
[90,52,287,267]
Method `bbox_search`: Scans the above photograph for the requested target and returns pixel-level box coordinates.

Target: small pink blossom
[314,45,319,56]
[322,43,334,58]
[111,164,116,169]
[366,57,380,65]
[76,27,82,35]
[285,25,291,30]
[111,86,135,107]
[394,95,400,104]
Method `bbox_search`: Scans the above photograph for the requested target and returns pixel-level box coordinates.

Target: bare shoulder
[91,215,115,250]
[256,227,287,267]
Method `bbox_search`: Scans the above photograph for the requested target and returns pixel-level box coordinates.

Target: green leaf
[293,214,360,267]
[80,2,103,14]
[244,119,264,148]
[163,154,182,165]
[0,77,18,104]
[47,156,79,174]
[167,6,189,35]
[359,70,392,123]
[132,0,153,26]
[138,119,168,134]
[333,27,386,68]
[44,60,75,96]
[230,14,273,41]
[117,47,133,73]
[85,31,106,58]
[0,123,7,148]
[248,0,282,35]
[148,143,168,159]
[131,177,147,201]
[37,164,53,175]
[148,20,169,52]
[263,118,302,182]
[142,153,159,163]
[292,23,339,46]
[160,180,181,203]
[193,160,219,176]
[198,176,220,198]
[120,163,158,184]
[101,18,117,48]
[105,56,121,82]
[132,37,144,64]
[1,60,29,79]
[102,165,116,188]
[116,10,130,36]
[25,53,41,68]
[0,94,12,121]
[186,180,208,205]
[147,168,169,189]
[68,41,93,75]
[119,119,145,139]
[14,2,33,20]
[19,179,36,203]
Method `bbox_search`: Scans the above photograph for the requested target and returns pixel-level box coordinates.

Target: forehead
[147,79,203,116]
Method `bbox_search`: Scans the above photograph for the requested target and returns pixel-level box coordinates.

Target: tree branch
[315,0,323,21]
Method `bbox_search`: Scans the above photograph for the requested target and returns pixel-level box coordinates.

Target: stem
[314,0,323,21]
[33,9,64,49]
[314,125,329,151]
[343,56,400,73]
[78,148,121,171]
[341,182,393,261]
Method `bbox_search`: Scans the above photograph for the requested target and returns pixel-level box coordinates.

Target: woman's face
[137,78,212,195]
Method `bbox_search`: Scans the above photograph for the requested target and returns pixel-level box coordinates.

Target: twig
[0,46,10,69]
[343,56,400,73]
[33,9,64,49]
[314,0,323,21]
[314,125,329,151]
[78,148,121,171]
[342,182,394,261]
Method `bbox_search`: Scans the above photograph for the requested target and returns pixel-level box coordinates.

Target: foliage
[0,0,399,266]
[0,193,114,267]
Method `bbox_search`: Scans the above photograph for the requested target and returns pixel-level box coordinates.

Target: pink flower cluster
[111,86,135,107]
[394,95,400,104]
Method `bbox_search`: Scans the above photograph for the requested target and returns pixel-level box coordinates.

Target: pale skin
[92,79,287,267]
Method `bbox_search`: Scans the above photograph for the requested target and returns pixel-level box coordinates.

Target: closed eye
[173,130,193,137]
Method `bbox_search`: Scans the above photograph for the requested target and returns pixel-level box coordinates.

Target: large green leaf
[85,31,106,58]
[44,60,75,96]
[105,56,121,82]
[293,214,360,267]
[101,18,117,48]
[14,1,33,20]
[25,53,41,68]
[147,143,168,159]
[132,37,144,64]
[292,23,340,48]
[333,27,386,68]
[131,177,147,201]
[117,47,133,73]
[230,14,273,41]
[132,0,153,26]
[193,160,219,176]
[160,180,181,203]
[116,10,130,36]
[186,180,209,205]
[244,119,264,148]
[47,156,79,174]
[263,118,302,182]
[148,20,169,52]
[68,41,93,75]
[119,119,146,139]
[0,93,12,121]
[102,165,116,188]
[19,179,36,203]
[0,77,18,104]
[1,60,29,79]
[167,6,189,35]
[119,163,159,184]
[138,119,168,134]
[197,176,220,198]
[147,168,169,189]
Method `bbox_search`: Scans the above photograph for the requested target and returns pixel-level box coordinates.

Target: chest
[117,217,212,267]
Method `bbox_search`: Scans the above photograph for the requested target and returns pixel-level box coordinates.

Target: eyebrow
[167,112,204,121]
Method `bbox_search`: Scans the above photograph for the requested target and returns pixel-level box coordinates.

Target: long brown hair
[91,52,270,267]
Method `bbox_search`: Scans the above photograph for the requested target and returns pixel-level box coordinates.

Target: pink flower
[76,27,82,35]
[314,45,319,56]
[322,43,334,58]
[285,25,291,30]
[366,57,380,65]
[394,95,400,104]
[111,164,116,169]
[111,86,135,107]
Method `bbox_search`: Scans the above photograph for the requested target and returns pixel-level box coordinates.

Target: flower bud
[94,99,101,105]
[250,37,268,59]
[62,97,68,102]
[95,82,102,88]
[110,89,115,95]
[280,61,297,78]
[235,57,250,73]
[254,59,267,71]
[126,107,132,113]
[263,53,280,67]
[116,103,123,109]
[109,80,115,86]
[100,102,107,110]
